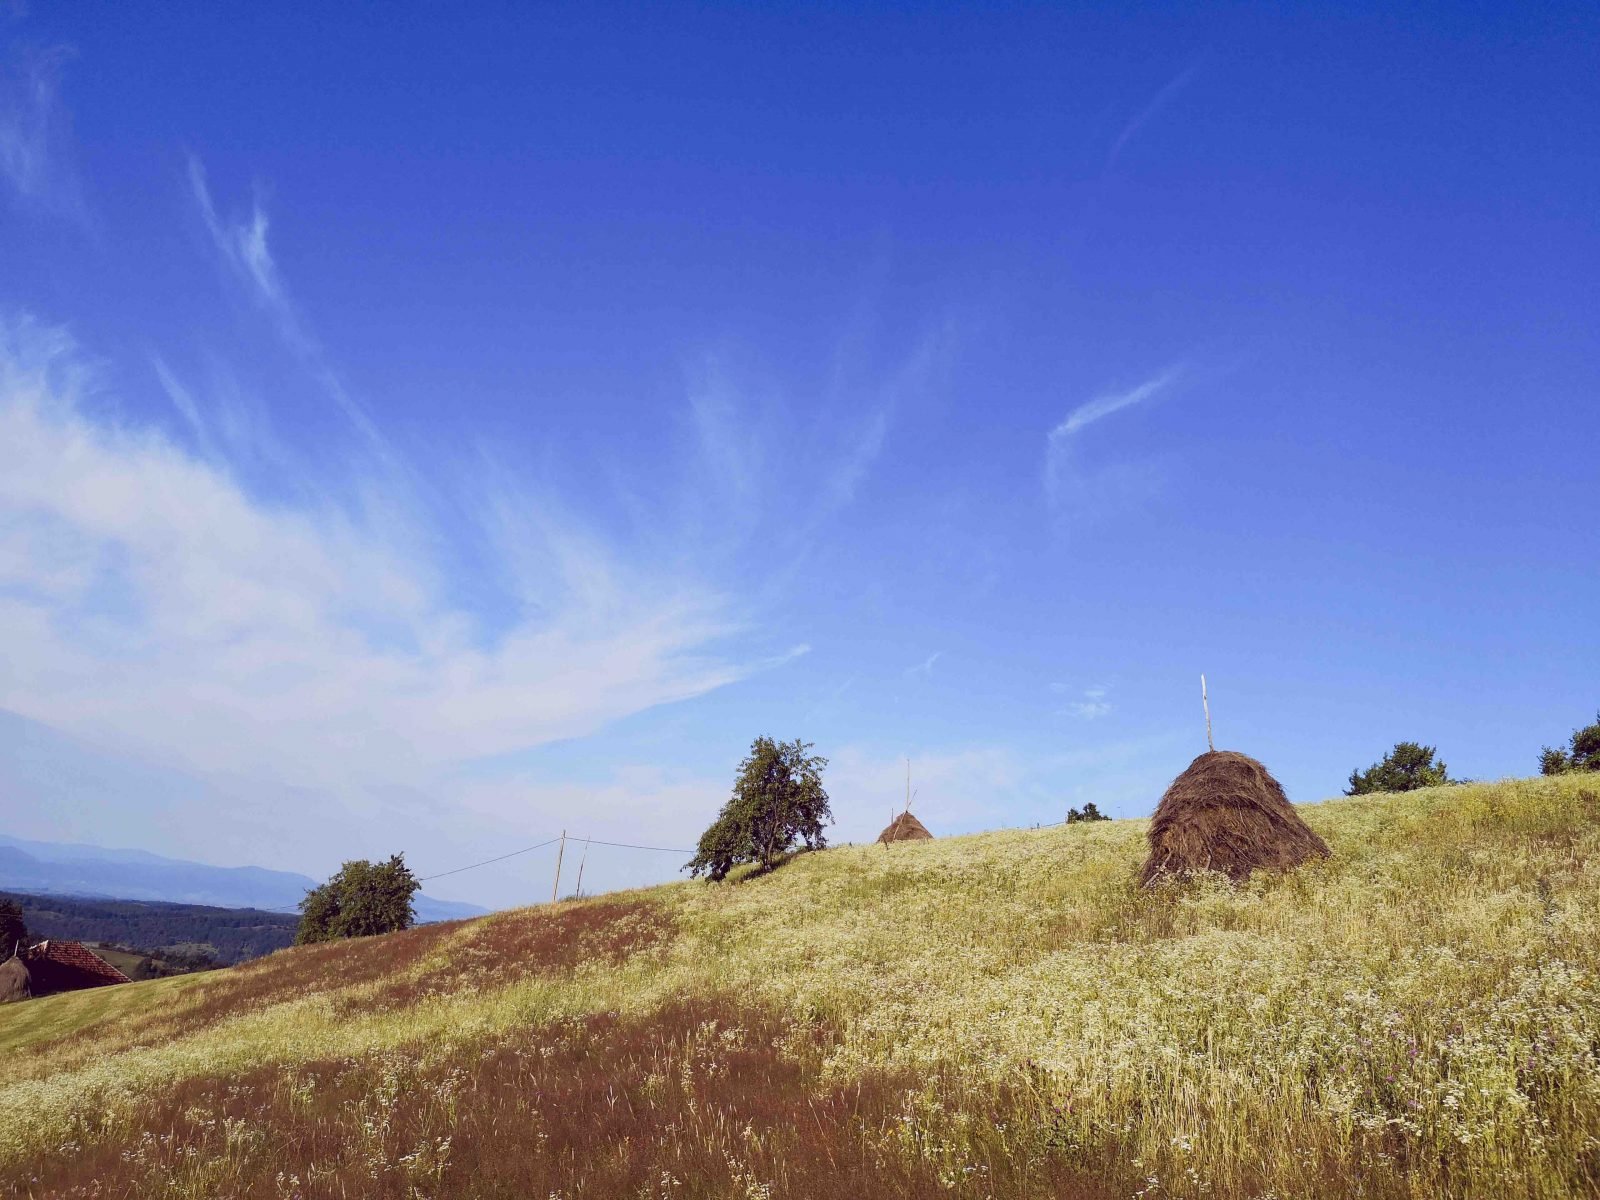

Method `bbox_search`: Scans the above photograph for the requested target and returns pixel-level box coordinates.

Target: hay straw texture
[1140,750,1331,885]
[877,811,933,843]
[0,958,31,1004]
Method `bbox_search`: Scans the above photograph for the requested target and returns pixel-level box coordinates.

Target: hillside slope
[3,774,1599,1199]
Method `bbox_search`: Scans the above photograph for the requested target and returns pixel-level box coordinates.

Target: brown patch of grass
[167,917,473,1027]
[335,897,673,1016]
[8,997,1125,1200]
[11,919,471,1076]
[12,899,673,1075]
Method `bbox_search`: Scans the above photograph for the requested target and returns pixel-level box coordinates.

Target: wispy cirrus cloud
[0,40,86,220]
[800,673,859,724]
[188,156,384,449]
[1107,59,1204,172]
[1057,685,1113,720]
[1044,365,1184,516]
[0,318,790,810]
[1050,367,1182,441]
[906,651,942,679]
[150,352,214,454]
[188,158,293,329]
[674,313,956,584]
[811,320,952,523]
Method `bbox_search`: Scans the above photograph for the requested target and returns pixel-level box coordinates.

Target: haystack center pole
[1201,674,1214,752]
[551,829,566,904]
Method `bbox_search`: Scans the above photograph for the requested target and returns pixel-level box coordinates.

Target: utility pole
[551,829,566,904]
[573,837,591,900]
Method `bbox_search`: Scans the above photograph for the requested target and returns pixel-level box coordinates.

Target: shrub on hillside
[1540,712,1600,775]
[1346,741,1451,795]
[1065,802,1110,824]
[686,736,832,882]
[125,945,219,979]
[296,854,420,945]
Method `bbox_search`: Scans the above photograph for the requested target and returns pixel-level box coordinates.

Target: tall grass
[4,775,1599,1198]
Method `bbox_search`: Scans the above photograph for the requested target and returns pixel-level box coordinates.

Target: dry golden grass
[4,774,1600,1198]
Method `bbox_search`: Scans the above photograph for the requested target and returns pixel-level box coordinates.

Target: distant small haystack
[877,811,933,843]
[0,955,31,1004]
[1140,750,1330,886]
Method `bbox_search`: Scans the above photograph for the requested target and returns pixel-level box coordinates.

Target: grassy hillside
[3,774,1599,1199]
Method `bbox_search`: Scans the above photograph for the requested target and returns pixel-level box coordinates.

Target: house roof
[24,939,132,985]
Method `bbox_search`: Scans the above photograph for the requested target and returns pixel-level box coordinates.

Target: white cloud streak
[151,353,214,454]
[188,158,289,322]
[187,157,385,450]
[1107,60,1203,171]
[1045,366,1183,513]
[0,41,85,219]
[1062,685,1113,720]
[1050,367,1182,441]
[0,319,774,808]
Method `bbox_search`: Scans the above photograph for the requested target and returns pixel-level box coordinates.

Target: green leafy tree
[1346,742,1451,795]
[0,898,26,955]
[1066,802,1110,824]
[686,737,831,882]
[295,854,420,945]
[1540,712,1600,776]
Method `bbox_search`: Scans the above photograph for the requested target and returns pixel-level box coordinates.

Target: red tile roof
[25,940,131,985]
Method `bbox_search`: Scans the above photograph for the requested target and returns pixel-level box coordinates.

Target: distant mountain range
[0,835,486,924]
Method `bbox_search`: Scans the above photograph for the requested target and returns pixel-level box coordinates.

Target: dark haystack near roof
[1140,750,1331,886]
[877,811,933,843]
[0,956,31,1004]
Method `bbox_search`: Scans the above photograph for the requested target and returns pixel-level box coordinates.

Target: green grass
[5,773,1600,1198]
[0,970,200,1054]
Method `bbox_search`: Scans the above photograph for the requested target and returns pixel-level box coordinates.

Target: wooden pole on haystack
[551,830,566,903]
[1201,674,1214,752]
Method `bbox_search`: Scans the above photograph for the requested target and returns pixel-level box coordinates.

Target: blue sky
[1,3,1595,908]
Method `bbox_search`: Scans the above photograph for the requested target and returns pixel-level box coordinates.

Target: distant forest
[3,891,298,965]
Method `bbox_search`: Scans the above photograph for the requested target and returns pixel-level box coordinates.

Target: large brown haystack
[0,956,31,1004]
[1140,750,1330,886]
[877,811,933,843]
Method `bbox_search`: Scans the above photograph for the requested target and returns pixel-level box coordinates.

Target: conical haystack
[877,811,933,843]
[1140,750,1330,885]
[0,956,31,1004]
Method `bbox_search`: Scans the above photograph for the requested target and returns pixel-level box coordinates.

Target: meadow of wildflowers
[3,774,1598,1198]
